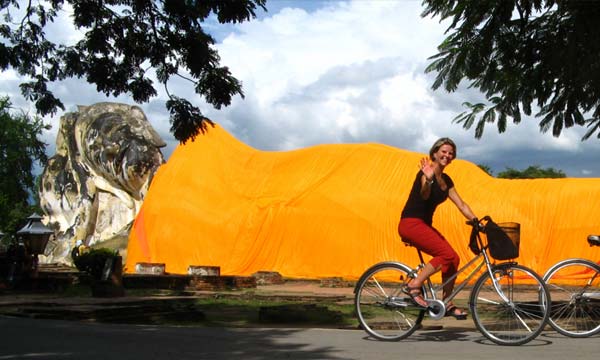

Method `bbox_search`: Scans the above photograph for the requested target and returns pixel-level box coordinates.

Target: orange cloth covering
[126,124,600,281]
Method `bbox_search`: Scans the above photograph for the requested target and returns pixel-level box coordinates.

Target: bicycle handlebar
[466,215,491,231]
[466,215,493,255]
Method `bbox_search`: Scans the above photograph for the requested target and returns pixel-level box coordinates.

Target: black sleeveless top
[401,171,454,225]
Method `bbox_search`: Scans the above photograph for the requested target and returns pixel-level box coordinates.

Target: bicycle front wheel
[470,263,550,346]
[543,258,600,337]
[354,262,425,341]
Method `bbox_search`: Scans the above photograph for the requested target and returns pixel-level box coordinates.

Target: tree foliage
[477,163,493,176]
[422,0,600,140]
[497,165,566,179]
[0,96,49,240]
[73,247,118,280]
[0,0,267,143]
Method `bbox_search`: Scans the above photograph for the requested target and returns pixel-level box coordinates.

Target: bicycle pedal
[426,299,445,320]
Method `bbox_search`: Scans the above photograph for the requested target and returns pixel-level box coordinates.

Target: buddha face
[82,107,165,199]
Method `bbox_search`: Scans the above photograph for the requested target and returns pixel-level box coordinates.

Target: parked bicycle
[354,216,551,346]
[542,235,600,337]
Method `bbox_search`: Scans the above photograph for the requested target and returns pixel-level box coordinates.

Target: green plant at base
[73,248,118,280]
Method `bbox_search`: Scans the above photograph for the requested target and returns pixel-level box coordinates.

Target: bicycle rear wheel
[470,263,550,346]
[543,258,600,337]
[354,262,425,341]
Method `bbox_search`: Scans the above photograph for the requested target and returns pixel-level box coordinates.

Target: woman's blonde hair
[429,137,457,160]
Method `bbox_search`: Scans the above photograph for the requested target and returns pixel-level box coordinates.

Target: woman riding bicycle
[398,137,477,319]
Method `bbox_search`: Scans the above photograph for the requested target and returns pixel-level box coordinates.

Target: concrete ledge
[187,265,220,276]
[123,274,193,290]
[252,271,284,285]
[3,269,81,292]
[188,275,256,291]
[134,263,166,275]
[123,274,256,291]
[320,277,353,288]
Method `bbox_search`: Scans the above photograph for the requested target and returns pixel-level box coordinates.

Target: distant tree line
[477,164,566,179]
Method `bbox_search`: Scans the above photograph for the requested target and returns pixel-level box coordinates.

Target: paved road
[1,316,598,360]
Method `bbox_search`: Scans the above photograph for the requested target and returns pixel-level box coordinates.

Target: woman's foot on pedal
[402,285,428,308]
[445,304,468,320]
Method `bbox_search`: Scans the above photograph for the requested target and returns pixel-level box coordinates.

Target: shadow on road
[0,316,347,360]
[359,327,554,347]
[410,329,473,343]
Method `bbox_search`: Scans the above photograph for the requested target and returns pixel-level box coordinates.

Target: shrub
[73,248,119,280]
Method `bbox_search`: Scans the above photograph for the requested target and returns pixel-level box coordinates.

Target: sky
[2,0,600,177]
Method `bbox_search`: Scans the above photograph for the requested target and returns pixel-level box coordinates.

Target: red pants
[398,217,459,279]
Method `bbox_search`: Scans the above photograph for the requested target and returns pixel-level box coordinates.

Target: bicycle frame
[576,270,600,299]
[415,221,514,310]
[419,251,484,304]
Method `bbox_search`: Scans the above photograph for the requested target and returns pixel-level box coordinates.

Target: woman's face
[433,144,455,166]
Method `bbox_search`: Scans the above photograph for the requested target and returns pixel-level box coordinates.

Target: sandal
[445,304,468,320]
[401,285,428,308]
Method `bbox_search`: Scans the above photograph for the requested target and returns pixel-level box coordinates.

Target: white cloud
[212,1,446,149]
[206,0,600,177]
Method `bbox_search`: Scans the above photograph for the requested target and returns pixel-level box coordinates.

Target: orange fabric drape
[126,125,600,280]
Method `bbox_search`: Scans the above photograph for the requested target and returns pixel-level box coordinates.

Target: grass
[182,297,358,328]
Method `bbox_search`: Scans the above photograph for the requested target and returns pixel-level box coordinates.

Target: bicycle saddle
[400,237,414,247]
[588,235,600,247]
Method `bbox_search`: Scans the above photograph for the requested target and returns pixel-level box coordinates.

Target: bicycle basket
[485,221,520,260]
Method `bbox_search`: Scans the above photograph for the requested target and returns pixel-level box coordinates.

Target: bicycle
[542,235,600,337]
[354,216,551,346]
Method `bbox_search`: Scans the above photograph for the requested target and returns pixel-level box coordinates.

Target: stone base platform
[123,274,257,291]
[1,264,82,292]
[1,264,258,293]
